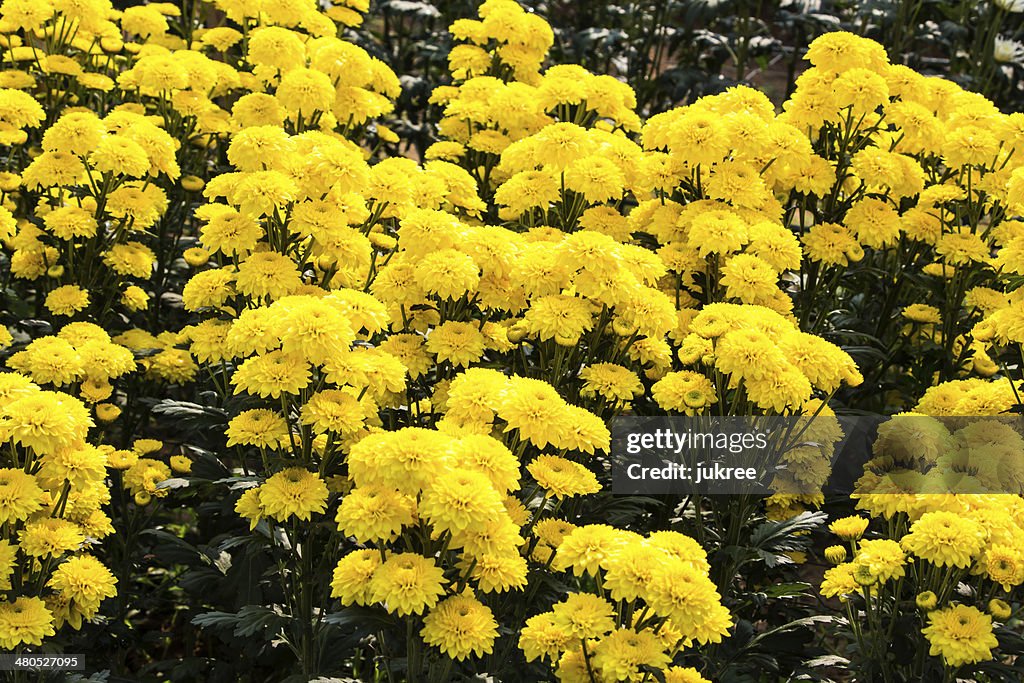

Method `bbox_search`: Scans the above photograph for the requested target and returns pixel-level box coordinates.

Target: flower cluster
[0,368,118,647]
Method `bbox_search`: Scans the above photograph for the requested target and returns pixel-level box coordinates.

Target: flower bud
[183,247,210,267]
[916,591,937,611]
[181,175,205,192]
[989,598,1012,621]
[95,403,121,422]
[824,545,847,564]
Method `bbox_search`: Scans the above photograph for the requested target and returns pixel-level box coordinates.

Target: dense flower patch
[0,0,1023,681]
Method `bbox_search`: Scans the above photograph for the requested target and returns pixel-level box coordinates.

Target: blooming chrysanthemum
[497,377,570,449]
[234,252,301,300]
[335,485,415,542]
[550,593,615,639]
[425,321,487,368]
[923,604,998,667]
[0,468,43,524]
[552,524,627,577]
[369,553,447,616]
[519,612,572,662]
[0,597,55,649]
[258,468,329,522]
[330,549,381,607]
[47,555,117,615]
[300,390,365,436]
[3,391,92,453]
[527,455,600,499]
[19,518,85,559]
[419,470,506,533]
[900,511,986,568]
[420,592,499,660]
[592,628,671,682]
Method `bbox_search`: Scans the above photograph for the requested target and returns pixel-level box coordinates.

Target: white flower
[994,36,1024,63]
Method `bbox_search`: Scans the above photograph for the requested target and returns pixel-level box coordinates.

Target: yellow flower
[275,296,356,366]
[579,363,642,404]
[804,31,888,73]
[369,552,447,616]
[123,458,172,498]
[526,455,600,499]
[277,68,336,117]
[419,470,506,533]
[425,321,487,368]
[169,455,192,474]
[983,545,1024,591]
[720,254,778,303]
[331,549,382,607]
[183,247,210,267]
[38,442,107,489]
[95,403,121,422]
[844,197,900,249]
[335,485,415,543]
[665,110,729,167]
[552,524,627,577]
[551,593,615,639]
[234,252,302,301]
[300,390,365,436]
[0,468,43,524]
[591,628,670,682]
[121,285,149,312]
[458,551,528,593]
[916,591,938,611]
[47,555,117,617]
[496,377,573,450]
[103,241,156,278]
[833,68,889,116]
[413,248,480,300]
[420,592,498,660]
[647,561,731,644]
[602,541,666,602]
[519,612,571,662]
[348,428,450,494]
[900,511,986,568]
[802,222,861,266]
[3,391,92,454]
[563,156,625,203]
[89,135,151,177]
[258,468,328,522]
[664,667,712,683]
[43,206,98,240]
[246,26,306,72]
[923,604,998,667]
[853,539,906,583]
[107,449,138,470]
[686,209,748,258]
[234,488,264,531]
[820,563,859,601]
[449,434,521,494]
[988,599,1012,621]
[44,285,90,317]
[19,518,85,559]
[231,351,310,399]
[198,206,263,257]
[824,545,848,564]
[7,336,85,386]
[829,515,869,540]
[0,597,55,649]
[523,295,594,344]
